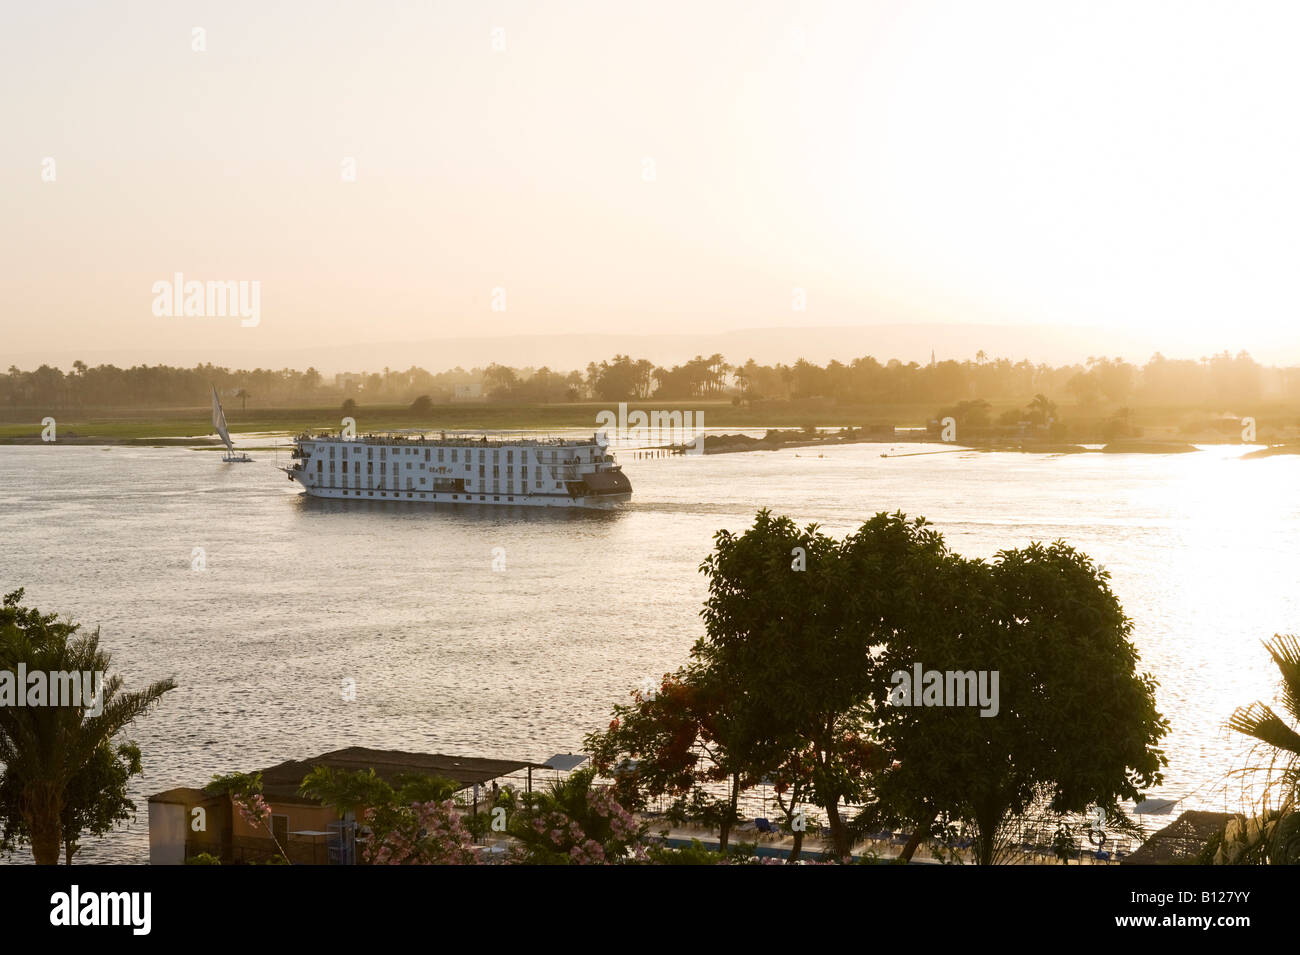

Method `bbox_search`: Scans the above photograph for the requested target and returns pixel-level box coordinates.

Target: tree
[936,399,992,432]
[1211,634,1300,864]
[59,741,143,864]
[234,388,249,411]
[1027,393,1057,426]
[585,666,758,852]
[341,398,357,415]
[694,511,910,857]
[871,541,1168,864]
[409,394,434,415]
[0,589,176,864]
[482,364,519,399]
[0,740,144,864]
[589,511,1167,865]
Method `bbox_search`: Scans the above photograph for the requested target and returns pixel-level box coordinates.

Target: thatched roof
[1123,810,1233,865]
[151,746,549,806]
[256,747,549,804]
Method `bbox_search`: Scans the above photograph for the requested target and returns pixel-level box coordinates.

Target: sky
[4,0,1300,368]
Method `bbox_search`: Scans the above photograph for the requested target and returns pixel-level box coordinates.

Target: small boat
[211,386,253,463]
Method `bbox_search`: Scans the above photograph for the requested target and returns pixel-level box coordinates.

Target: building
[452,383,483,401]
[147,746,548,865]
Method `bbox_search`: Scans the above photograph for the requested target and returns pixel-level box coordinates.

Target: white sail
[211,386,235,454]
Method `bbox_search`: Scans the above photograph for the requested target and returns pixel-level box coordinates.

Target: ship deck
[297,431,604,449]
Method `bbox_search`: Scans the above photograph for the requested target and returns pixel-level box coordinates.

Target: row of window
[317,458,549,487]
[320,444,591,465]
[314,461,553,491]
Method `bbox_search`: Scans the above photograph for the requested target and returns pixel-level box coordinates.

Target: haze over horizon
[7,1,1300,369]
[6,322,1296,378]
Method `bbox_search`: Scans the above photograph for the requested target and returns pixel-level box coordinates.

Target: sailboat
[212,386,252,462]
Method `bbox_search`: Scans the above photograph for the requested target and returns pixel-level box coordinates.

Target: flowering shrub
[234,792,271,830]
[362,798,478,865]
[204,772,290,864]
[508,768,649,864]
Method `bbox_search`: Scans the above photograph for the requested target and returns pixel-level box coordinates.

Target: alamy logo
[595,402,704,454]
[151,272,260,327]
[0,667,103,716]
[50,886,150,935]
[888,663,1000,717]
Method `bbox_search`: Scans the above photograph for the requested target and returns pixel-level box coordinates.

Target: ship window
[479,495,485,500]
[494,496,499,501]
[424,450,430,461]
[451,450,457,462]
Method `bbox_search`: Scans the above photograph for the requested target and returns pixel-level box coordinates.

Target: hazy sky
[5,1,1300,365]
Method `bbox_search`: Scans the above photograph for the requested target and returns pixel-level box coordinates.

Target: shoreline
[5,432,1294,458]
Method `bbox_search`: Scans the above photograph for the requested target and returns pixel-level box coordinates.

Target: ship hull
[293,481,630,510]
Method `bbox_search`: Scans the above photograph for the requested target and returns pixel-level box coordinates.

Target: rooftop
[299,430,603,448]
[150,746,551,806]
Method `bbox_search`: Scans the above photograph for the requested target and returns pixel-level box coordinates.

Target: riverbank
[2,399,1296,450]
[700,431,1206,455]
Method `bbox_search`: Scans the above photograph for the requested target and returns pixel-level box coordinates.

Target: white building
[453,383,483,401]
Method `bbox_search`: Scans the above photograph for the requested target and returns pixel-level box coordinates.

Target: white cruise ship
[282,430,632,509]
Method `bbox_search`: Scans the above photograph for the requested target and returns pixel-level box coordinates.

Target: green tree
[60,741,143,864]
[0,740,144,864]
[695,511,910,857]
[1211,634,1300,864]
[0,589,176,865]
[585,666,757,852]
[872,541,1168,864]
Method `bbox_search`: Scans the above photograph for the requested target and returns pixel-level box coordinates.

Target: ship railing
[298,431,597,448]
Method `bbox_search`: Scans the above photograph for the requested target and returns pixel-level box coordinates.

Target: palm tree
[1229,634,1300,773]
[1221,633,1300,863]
[234,388,249,411]
[0,589,175,864]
